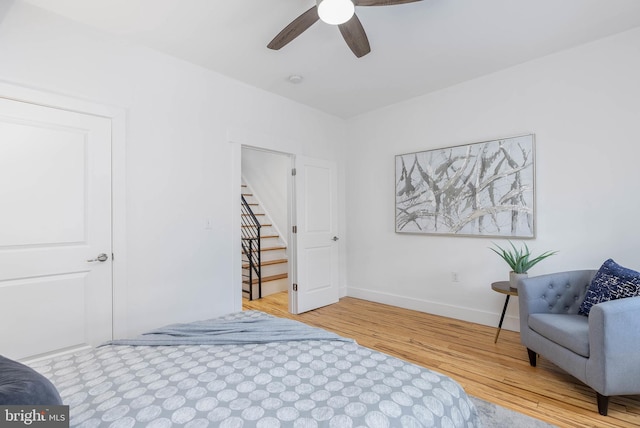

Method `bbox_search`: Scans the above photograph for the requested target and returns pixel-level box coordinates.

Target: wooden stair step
[241,234,279,240]
[262,245,286,252]
[242,258,287,269]
[242,223,272,228]
[241,245,286,253]
[243,273,288,285]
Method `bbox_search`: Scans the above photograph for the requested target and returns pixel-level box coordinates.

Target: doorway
[231,135,341,315]
[241,147,293,301]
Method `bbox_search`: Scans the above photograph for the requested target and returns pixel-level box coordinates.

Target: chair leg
[597,393,609,416]
[527,348,537,367]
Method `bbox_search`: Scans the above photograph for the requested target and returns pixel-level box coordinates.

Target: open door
[291,156,339,314]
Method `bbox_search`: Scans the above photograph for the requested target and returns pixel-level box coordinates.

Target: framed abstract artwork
[395,134,535,237]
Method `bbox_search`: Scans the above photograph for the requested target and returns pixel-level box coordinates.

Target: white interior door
[293,156,339,313]
[0,97,113,361]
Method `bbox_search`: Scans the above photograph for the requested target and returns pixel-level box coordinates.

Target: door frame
[0,80,128,340]
[229,129,298,313]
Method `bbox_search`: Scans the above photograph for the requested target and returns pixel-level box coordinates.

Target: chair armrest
[587,296,640,395]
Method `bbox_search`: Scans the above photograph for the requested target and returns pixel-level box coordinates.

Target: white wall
[241,148,290,245]
[0,1,347,336]
[5,1,637,338]
[345,28,640,331]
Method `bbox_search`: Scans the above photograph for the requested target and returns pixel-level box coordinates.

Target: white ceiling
[22,0,640,118]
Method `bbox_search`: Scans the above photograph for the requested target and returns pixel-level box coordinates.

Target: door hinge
[112,253,115,261]
[292,225,297,233]
[293,283,298,291]
[291,168,297,176]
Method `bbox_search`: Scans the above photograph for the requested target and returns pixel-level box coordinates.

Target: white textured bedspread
[30,311,481,427]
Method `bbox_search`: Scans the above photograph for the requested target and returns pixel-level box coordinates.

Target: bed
[26,311,481,427]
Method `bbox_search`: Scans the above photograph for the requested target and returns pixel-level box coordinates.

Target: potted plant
[490,241,558,288]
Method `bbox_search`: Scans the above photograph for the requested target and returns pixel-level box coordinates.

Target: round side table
[491,281,518,343]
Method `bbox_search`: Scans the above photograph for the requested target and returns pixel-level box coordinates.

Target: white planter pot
[509,272,528,289]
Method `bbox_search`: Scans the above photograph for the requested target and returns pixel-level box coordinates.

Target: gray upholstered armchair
[518,270,640,415]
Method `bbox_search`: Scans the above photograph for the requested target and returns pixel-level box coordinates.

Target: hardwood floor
[244,293,640,428]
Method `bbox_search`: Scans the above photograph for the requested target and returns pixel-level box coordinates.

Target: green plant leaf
[489,241,557,273]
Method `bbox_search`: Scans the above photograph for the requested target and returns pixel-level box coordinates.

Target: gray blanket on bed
[104,311,353,346]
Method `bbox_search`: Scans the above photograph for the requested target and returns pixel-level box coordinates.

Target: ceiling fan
[267,0,423,58]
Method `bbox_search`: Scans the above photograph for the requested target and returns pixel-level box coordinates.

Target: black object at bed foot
[527,348,537,367]
[597,393,609,416]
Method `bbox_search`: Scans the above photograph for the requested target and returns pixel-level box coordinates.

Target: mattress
[29,311,481,427]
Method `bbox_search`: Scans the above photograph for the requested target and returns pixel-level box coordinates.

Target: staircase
[241,183,289,300]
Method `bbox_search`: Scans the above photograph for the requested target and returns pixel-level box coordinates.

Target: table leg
[494,295,510,343]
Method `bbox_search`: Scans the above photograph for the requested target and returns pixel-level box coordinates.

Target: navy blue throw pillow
[0,355,62,405]
[579,259,640,316]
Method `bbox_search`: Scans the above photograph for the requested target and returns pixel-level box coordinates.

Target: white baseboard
[346,287,520,332]
[21,345,92,364]
[339,285,348,298]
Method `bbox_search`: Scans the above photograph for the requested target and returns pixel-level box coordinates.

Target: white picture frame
[395,134,535,237]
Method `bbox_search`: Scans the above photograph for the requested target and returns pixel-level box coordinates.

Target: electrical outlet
[452,272,460,283]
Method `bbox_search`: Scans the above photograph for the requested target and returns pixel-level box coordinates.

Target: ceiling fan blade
[338,14,371,58]
[354,0,422,6]
[267,6,320,50]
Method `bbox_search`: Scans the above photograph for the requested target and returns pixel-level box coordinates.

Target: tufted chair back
[519,270,595,314]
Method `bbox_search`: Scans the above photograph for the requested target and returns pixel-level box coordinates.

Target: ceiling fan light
[317,0,355,25]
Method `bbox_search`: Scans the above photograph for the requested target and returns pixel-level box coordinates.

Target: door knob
[87,253,109,262]
[332,236,339,241]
